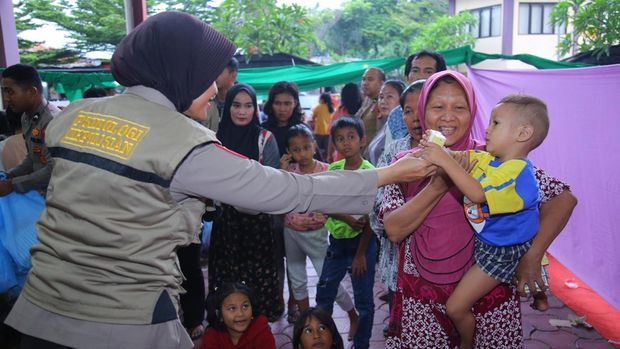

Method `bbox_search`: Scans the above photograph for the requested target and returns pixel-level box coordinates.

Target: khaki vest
[22,93,217,324]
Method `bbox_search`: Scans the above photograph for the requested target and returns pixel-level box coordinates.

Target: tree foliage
[15,0,213,52]
[12,0,81,66]
[315,0,448,59]
[210,0,318,57]
[13,0,477,65]
[16,0,127,51]
[19,48,81,67]
[551,0,620,57]
[410,12,476,52]
[14,0,317,62]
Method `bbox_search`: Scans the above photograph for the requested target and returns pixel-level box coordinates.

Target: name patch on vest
[60,111,150,160]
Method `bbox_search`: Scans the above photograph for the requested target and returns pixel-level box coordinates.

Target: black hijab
[216,84,262,161]
[111,11,236,113]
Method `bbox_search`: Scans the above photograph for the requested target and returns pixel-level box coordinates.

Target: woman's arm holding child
[384,173,449,242]
[383,150,473,242]
[515,190,577,295]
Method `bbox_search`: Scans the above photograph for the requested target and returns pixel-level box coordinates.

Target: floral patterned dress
[380,168,570,348]
[208,205,282,321]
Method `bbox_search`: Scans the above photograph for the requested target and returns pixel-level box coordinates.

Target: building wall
[511,0,563,61]
[455,0,502,13]
[455,0,565,69]
[455,0,504,68]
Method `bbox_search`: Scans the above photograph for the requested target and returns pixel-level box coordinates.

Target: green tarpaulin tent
[440,45,590,69]
[237,57,403,98]
[2,46,591,102]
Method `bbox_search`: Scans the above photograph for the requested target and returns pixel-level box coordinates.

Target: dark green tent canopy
[237,57,403,98]
[441,45,590,69]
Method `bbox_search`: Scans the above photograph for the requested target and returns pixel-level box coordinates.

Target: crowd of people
[0,11,577,349]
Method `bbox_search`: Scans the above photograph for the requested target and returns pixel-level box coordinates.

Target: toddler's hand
[420,130,430,148]
[419,142,451,167]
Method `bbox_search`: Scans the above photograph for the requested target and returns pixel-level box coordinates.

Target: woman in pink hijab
[380,71,577,348]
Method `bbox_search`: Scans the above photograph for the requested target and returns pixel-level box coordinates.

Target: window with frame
[464,5,502,38]
[519,3,566,34]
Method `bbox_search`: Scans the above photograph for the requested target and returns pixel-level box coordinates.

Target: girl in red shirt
[201,283,275,349]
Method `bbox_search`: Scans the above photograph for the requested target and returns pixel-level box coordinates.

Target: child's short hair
[499,94,549,150]
[292,307,344,349]
[1,64,43,93]
[330,116,364,143]
[285,124,315,149]
[206,282,259,331]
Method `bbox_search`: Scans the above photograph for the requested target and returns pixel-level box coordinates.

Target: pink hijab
[393,70,483,285]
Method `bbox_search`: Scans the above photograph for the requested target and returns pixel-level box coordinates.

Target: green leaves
[551,0,620,58]
[13,0,491,66]
[16,0,127,51]
[410,12,476,53]
[211,0,317,59]
[313,0,449,59]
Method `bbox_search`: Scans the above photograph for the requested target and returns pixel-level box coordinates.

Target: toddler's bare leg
[446,265,500,349]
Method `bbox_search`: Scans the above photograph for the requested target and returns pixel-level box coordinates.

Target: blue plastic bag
[0,190,46,293]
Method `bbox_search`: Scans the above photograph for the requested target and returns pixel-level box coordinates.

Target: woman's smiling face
[423,81,471,147]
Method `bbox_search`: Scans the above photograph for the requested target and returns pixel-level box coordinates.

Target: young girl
[292,307,344,349]
[280,124,359,341]
[202,283,275,349]
[261,81,315,322]
[209,83,283,321]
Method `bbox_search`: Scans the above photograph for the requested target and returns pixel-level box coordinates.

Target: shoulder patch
[60,111,150,160]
